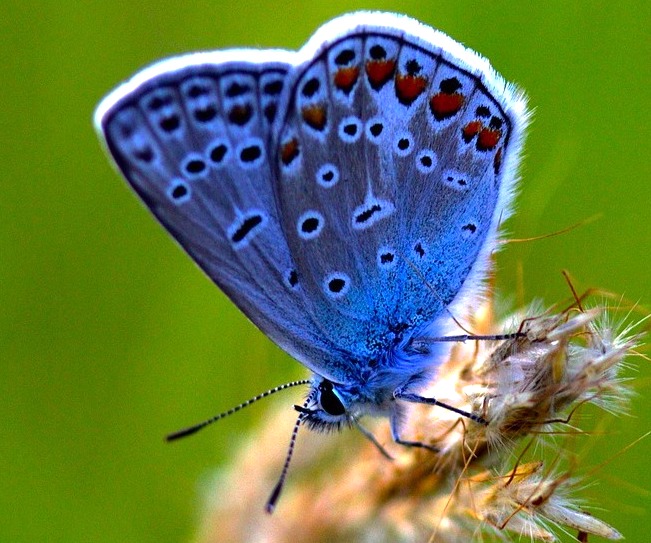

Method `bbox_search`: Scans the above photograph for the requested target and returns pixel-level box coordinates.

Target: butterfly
[94,11,529,511]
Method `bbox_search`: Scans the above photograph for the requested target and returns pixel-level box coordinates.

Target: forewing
[273,13,529,364]
[95,51,343,377]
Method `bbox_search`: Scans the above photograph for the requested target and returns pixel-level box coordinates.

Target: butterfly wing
[95,50,349,379]
[273,13,529,366]
[96,13,529,386]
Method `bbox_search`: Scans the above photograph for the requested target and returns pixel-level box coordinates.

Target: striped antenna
[166,379,311,441]
[265,391,314,514]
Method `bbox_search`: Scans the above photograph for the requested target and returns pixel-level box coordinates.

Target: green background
[2,1,649,541]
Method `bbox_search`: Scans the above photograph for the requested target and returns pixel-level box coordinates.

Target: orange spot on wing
[395,74,427,105]
[365,59,396,90]
[462,120,483,143]
[227,104,252,126]
[430,92,465,121]
[333,67,359,94]
[477,128,502,151]
[493,147,503,174]
[280,138,300,165]
[301,104,327,131]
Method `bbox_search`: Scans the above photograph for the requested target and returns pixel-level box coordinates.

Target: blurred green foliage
[1,1,649,541]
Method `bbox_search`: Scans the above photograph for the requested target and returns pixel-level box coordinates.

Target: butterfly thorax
[301,334,443,432]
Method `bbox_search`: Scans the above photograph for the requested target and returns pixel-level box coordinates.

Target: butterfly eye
[318,380,346,416]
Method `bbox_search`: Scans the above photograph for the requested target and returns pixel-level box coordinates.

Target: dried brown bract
[197,298,643,542]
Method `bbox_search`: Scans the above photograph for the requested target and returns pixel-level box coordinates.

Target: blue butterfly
[95,11,528,511]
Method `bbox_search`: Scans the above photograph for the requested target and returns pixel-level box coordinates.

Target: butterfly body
[96,12,528,441]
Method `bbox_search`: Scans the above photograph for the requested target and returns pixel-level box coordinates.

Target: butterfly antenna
[265,394,312,514]
[166,379,311,442]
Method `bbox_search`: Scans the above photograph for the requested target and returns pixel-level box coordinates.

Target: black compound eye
[319,381,346,416]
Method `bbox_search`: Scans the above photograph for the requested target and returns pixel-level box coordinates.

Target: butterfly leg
[390,414,439,453]
[394,389,487,425]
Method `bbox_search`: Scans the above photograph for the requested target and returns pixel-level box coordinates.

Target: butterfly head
[298,375,400,433]
[296,378,350,432]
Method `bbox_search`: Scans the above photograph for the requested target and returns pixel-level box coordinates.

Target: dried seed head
[197,296,643,542]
